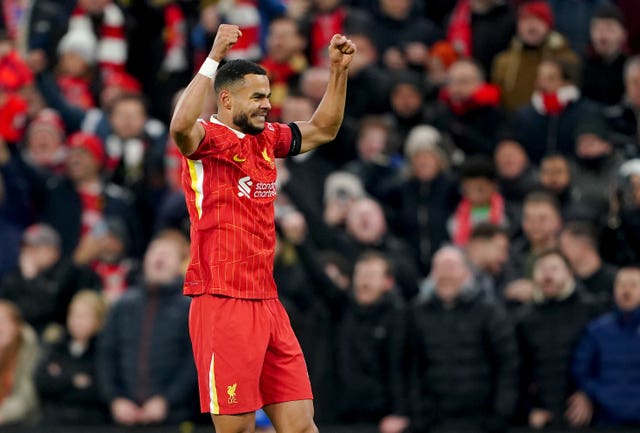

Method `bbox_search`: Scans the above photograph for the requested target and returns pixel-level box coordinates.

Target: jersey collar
[210,115,246,138]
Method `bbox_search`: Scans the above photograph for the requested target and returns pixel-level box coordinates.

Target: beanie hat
[103,71,142,94]
[57,29,98,65]
[22,223,61,249]
[574,116,611,142]
[519,1,554,29]
[28,109,65,140]
[68,132,105,165]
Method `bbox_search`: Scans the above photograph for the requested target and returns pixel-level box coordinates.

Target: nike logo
[233,154,246,163]
[261,148,272,163]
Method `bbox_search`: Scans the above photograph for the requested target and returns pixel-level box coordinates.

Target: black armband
[288,122,302,156]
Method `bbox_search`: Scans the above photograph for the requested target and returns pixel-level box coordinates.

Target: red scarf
[57,76,95,110]
[447,0,473,56]
[439,83,501,115]
[78,184,104,236]
[453,192,505,246]
[68,2,126,77]
[531,85,580,116]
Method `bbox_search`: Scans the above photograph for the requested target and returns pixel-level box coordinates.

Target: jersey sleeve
[272,122,300,158]
[187,120,230,160]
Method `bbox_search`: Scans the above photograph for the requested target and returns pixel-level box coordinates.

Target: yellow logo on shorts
[227,383,238,404]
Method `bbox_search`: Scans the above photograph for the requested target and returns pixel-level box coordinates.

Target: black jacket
[35,336,109,425]
[581,51,627,107]
[516,288,602,423]
[96,281,197,423]
[0,258,99,335]
[408,289,519,432]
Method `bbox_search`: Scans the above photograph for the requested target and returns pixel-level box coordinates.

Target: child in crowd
[35,290,108,425]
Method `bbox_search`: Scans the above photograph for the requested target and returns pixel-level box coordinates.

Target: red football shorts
[189,295,313,414]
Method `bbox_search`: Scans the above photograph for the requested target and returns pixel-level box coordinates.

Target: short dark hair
[214,60,267,94]
[534,247,572,270]
[470,222,508,241]
[356,250,395,277]
[524,190,561,214]
[459,155,497,182]
[592,4,625,26]
[539,58,577,84]
[561,220,599,250]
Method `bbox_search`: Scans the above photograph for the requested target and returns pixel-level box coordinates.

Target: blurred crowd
[0,0,640,431]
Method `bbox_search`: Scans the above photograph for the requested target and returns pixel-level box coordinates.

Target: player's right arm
[170,24,241,157]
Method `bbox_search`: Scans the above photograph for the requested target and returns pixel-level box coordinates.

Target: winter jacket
[408,288,518,431]
[0,258,99,335]
[96,282,197,423]
[573,307,640,425]
[517,288,601,422]
[35,336,108,424]
[492,32,580,111]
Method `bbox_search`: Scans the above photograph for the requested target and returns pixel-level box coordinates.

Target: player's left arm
[293,34,356,153]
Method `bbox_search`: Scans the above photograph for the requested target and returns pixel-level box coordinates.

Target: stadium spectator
[54,26,98,110]
[21,109,67,177]
[0,300,40,427]
[604,55,640,158]
[0,223,98,336]
[73,217,139,305]
[96,231,197,426]
[34,132,141,258]
[447,0,516,74]
[343,31,392,120]
[538,153,581,218]
[402,246,518,433]
[260,16,308,122]
[511,59,602,163]
[287,223,407,425]
[34,290,109,425]
[429,59,504,158]
[516,248,600,428]
[581,5,628,106]
[466,223,516,302]
[547,0,610,54]
[385,71,432,148]
[492,1,579,111]
[448,156,507,246]
[382,125,459,276]
[572,118,625,221]
[343,116,399,199]
[494,138,538,230]
[507,191,562,301]
[61,0,128,78]
[572,266,640,426]
[370,0,441,71]
[560,220,617,306]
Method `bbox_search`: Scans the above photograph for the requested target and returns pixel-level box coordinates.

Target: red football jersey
[181,117,293,299]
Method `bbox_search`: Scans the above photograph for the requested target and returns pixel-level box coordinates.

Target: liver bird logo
[227,383,238,404]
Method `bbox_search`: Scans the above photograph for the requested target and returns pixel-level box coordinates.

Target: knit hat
[324,171,365,203]
[103,71,142,94]
[404,125,449,168]
[22,223,61,249]
[519,1,554,29]
[57,29,98,65]
[68,132,105,165]
[574,117,611,142]
[28,109,65,140]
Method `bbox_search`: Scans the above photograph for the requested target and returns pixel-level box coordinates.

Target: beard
[233,111,265,135]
